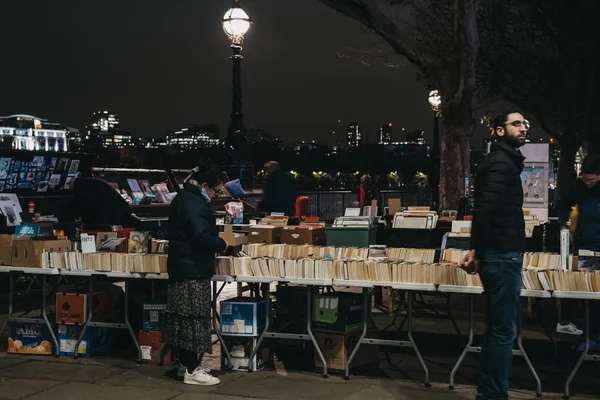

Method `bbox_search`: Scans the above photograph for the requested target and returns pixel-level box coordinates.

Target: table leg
[124,280,142,363]
[516,302,542,398]
[212,281,231,370]
[407,292,430,387]
[345,287,369,379]
[0,272,14,338]
[564,299,590,400]
[41,275,59,358]
[450,294,474,389]
[74,275,94,359]
[306,286,327,378]
[247,283,271,372]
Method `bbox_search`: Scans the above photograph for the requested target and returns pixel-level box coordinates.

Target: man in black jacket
[461,109,528,400]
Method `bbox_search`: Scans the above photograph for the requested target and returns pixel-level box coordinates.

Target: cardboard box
[314,330,378,370]
[247,226,282,244]
[57,325,111,358]
[56,293,87,325]
[313,292,364,333]
[221,336,269,371]
[258,216,289,227]
[139,330,172,365]
[0,234,14,265]
[281,226,326,246]
[8,323,54,355]
[219,225,248,247]
[12,237,72,268]
[220,297,266,337]
[142,302,166,331]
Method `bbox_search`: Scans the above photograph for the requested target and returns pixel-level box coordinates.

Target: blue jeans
[477,251,522,400]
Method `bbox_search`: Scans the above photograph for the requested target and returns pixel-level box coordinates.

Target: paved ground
[2,279,600,399]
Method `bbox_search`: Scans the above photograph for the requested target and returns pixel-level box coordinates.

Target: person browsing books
[164,161,229,386]
[461,109,528,400]
[557,156,600,344]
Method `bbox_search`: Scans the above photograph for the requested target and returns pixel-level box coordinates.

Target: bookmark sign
[80,234,97,254]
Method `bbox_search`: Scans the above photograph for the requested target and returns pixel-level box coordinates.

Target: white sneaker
[183,368,220,386]
[556,322,583,336]
[178,364,210,378]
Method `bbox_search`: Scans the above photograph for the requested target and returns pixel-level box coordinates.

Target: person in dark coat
[415,178,433,207]
[69,176,134,227]
[557,156,600,342]
[461,109,528,400]
[260,161,297,216]
[359,174,380,210]
[164,162,229,386]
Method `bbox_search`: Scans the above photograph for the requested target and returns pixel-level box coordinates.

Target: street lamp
[428,90,441,209]
[223,0,252,163]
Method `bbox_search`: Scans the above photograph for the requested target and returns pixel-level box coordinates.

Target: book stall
[0,148,598,399]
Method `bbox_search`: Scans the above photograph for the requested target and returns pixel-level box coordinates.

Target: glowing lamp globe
[428,90,441,111]
[223,7,251,39]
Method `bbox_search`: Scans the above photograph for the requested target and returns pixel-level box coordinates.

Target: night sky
[1,0,440,145]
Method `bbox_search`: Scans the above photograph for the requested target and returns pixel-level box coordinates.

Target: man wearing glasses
[558,156,600,347]
[461,109,529,400]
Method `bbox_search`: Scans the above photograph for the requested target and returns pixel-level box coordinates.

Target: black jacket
[72,177,133,226]
[471,141,526,258]
[261,170,297,216]
[167,182,227,280]
[558,179,600,252]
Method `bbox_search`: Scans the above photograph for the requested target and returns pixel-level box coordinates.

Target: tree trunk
[555,144,578,207]
[439,115,471,210]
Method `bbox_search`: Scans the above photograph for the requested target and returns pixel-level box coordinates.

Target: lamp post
[222,0,251,164]
[428,90,441,209]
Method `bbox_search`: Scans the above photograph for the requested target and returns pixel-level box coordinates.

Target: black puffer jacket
[471,141,526,259]
[167,182,227,280]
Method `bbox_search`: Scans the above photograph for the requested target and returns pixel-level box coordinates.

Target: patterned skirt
[163,279,212,354]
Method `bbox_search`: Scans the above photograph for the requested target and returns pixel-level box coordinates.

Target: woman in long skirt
[164,163,229,386]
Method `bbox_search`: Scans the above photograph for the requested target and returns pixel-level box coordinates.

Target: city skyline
[0,0,437,147]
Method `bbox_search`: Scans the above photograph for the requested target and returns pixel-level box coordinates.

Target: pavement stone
[213,374,360,400]
[345,385,472,400]
[172,395,268,400]
[97,365,245,392]
[24,382,180,400]
[0,360,124,382]
[0,377,61,399]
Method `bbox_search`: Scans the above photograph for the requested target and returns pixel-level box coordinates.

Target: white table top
[438,285,484,294]
[332,279,437,292]
[0,266,59,275]
[235,276,277,284]
[553,291,600,300]
[521,289,551,298]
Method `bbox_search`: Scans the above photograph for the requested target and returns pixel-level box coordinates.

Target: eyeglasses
[506,120,530,130]
[213,187,226,197]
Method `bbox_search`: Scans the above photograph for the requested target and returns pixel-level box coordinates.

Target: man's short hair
[492,108,524,135]
[581,156,600,175]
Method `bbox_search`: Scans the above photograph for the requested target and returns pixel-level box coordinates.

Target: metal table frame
[443,285,548,398]
[237,276,331,377]
[553,291,600,400]
[60,270,143,362]
[0,267,60,357]
[333,279,437,386]
[140,273,234,369]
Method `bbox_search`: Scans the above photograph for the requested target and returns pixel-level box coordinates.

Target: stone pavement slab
[97,365,245,393]
[345,385,471,400]
[213,374,361,400]
[0,377,61,399]
[172,395,268,400]
[0,360,124,382]
[24,382,180,400]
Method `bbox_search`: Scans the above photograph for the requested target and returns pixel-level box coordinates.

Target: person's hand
[459,250,479,275]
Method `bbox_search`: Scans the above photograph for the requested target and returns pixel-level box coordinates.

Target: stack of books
[440,249,470,264]
[41,251,167,273]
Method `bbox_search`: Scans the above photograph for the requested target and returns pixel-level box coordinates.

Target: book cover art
[129,231,150,254]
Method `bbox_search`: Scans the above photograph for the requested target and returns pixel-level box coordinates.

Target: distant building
[141,137,169,149]
[0,114,69,151]
[83,110,136,149]
[246,128,283,147]
[91,111,120,132]
[378,124,392,144]
[347,123,362,148]
[166,124,220,149]
[406,130,425,145]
